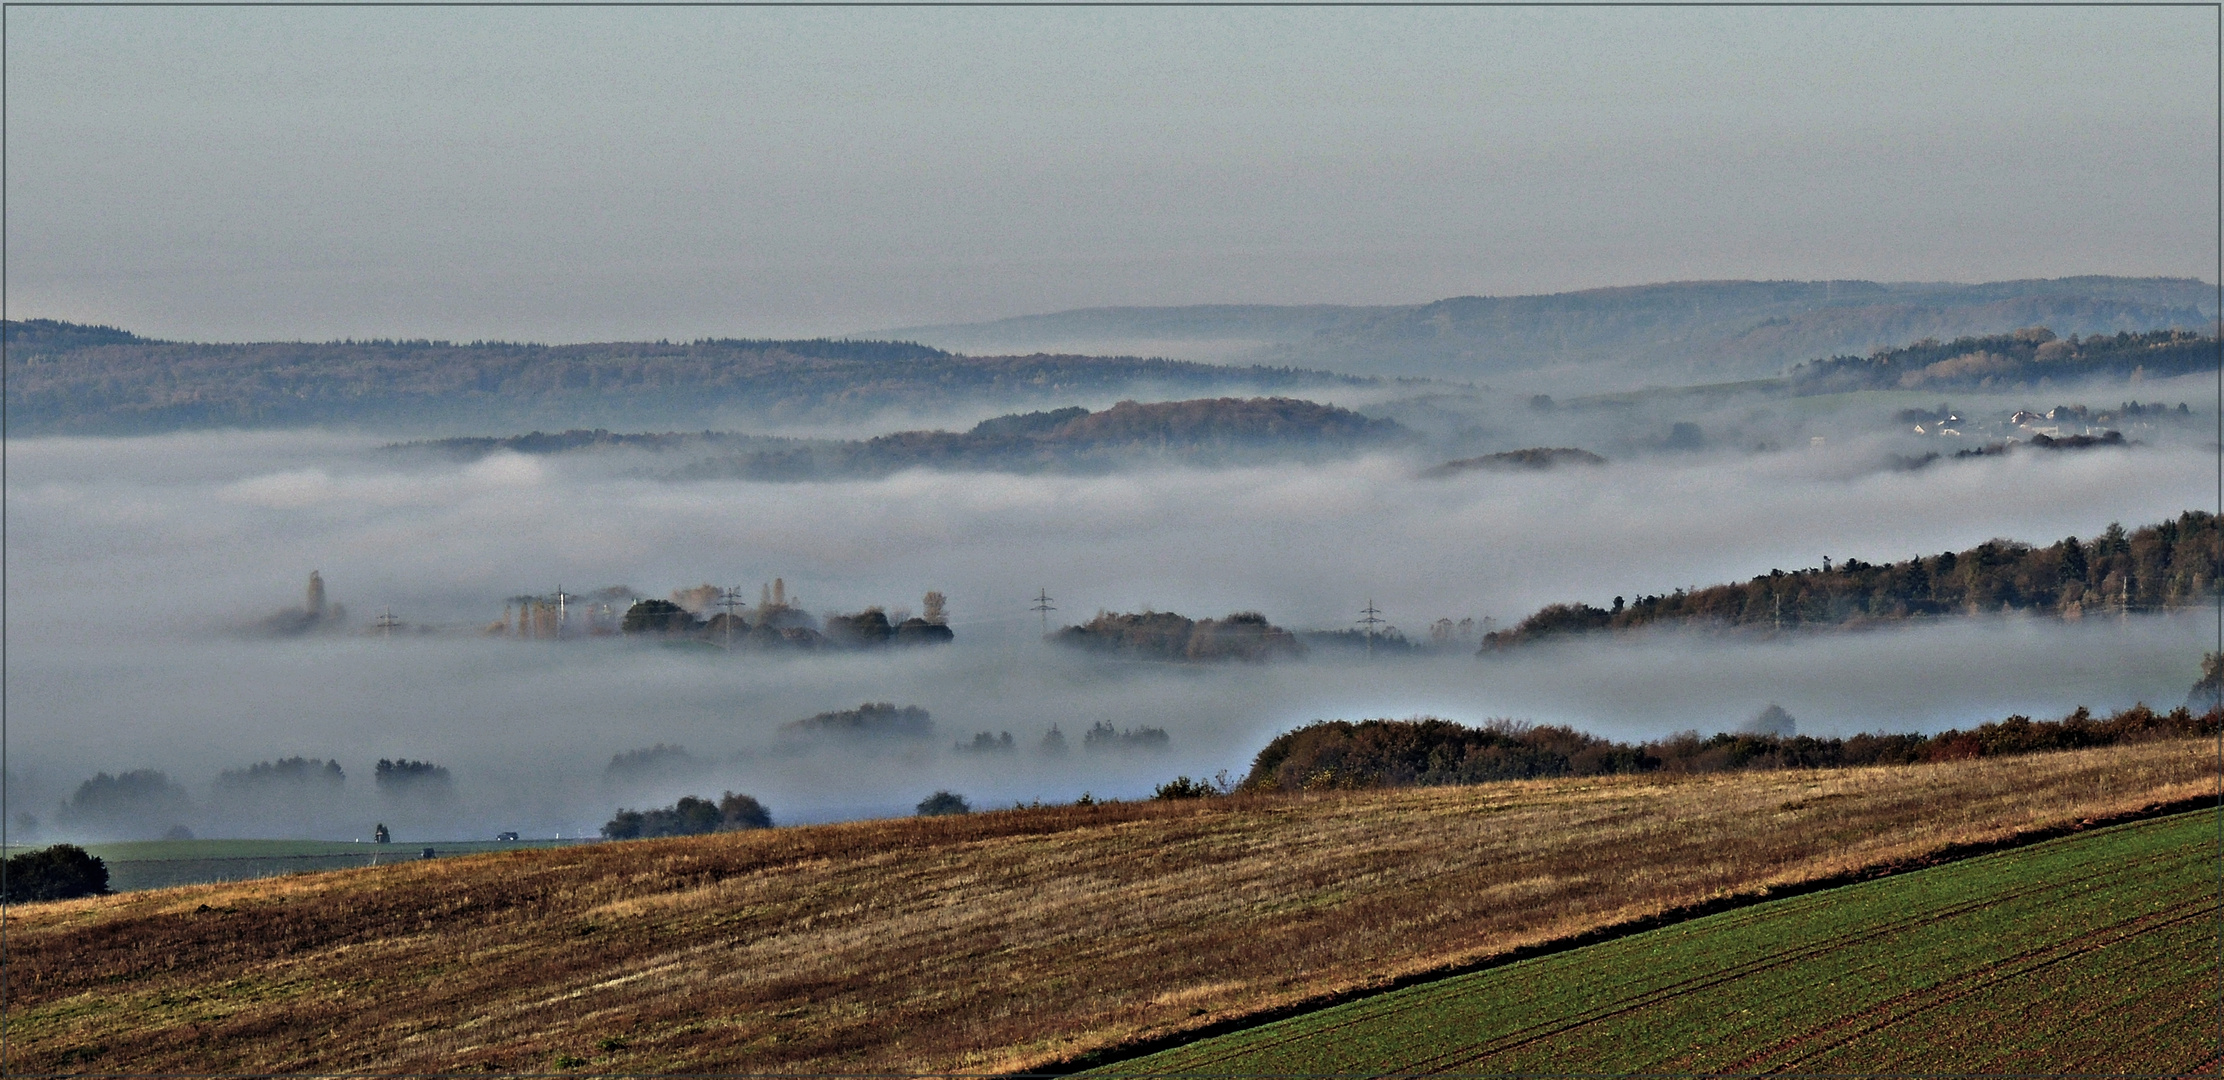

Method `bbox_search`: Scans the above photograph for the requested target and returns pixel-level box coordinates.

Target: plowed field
[5,739,2214,1073]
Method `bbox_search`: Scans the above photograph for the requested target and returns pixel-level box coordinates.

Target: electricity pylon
[1357,600,1387,658]
[1032,588,1057,635]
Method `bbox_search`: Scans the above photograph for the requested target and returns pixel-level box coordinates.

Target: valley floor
[7,738,2217,1073]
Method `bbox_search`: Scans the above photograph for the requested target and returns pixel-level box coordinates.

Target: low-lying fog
[11,408,2216,841]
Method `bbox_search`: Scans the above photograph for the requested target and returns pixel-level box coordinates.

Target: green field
[1096,808,2223,1075]
[6,838,592,892]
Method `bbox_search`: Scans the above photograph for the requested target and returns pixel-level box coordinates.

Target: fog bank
[9,429,2214,839]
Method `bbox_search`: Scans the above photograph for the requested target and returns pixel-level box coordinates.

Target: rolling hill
[6,738,2211,1074]
[0,323,1367,436]
[878,277,2214,386]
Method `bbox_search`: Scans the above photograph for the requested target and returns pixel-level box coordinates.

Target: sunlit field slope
[6,740,2215,1074]
[1101,807,2222,1075]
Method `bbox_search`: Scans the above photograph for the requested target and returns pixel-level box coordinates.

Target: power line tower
[1031,588,1057,635]
[375,609,400,638]
[553,587,570,638]
[1357,599,1386,659]
[719,585,746,650]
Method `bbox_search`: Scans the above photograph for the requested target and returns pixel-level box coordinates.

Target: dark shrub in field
[3,844,110,902]
[915,791,970,817]
[602,791,773,840]
[717,792,772,830]
[1151,776,1222,800]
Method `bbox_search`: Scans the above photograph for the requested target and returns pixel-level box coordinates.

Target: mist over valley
[12,347,2216,843]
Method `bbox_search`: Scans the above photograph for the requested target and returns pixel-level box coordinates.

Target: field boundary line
[1029,794,2224,1078]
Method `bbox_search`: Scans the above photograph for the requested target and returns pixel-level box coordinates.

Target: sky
[7,6,2216,343]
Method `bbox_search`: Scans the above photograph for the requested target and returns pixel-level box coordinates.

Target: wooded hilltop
[1788,327,2216,394]
[1482,511,2220,651]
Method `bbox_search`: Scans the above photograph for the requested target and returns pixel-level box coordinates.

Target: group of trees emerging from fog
[617,585,953,651]
[601,792,772,839]
[781,702,938,741]
[1054,610,1306,662]
[216,757,345,790]
[39,755,454,841]
[1242,705,2223,793]
[1789,327,2217,394]
[373,759,454,799]
[1484,511,2221,650]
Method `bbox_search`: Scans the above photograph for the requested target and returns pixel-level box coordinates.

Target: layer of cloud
[9,428,2213,838]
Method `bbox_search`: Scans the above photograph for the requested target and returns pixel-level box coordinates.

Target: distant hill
[2,325,1369,435]
[398,398,1404,479]
[875,277,2215,387]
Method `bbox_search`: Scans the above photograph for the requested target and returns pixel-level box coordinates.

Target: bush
[718,791,772,830]
[1151,775,1222,800]
[3,844,110,902]
[915,791,970,817]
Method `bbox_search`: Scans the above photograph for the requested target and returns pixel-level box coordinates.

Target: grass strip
[1095,807,2223,1075]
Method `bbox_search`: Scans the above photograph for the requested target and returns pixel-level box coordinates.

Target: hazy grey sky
[8,6,2215,342]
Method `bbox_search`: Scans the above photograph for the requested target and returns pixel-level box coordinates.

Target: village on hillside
[254,573,955,651]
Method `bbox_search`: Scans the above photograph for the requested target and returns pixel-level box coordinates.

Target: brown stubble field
[7,738,2218,1075]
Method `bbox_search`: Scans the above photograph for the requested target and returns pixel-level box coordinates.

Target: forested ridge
[2,321,1365,434]
[1788,326,2217,394]
[1484,511,2221,650]
[401,398,1402,478]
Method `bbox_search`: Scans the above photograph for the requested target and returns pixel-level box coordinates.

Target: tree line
[1789,326,2216,394]
[37,756,453,841]
[1483,511,2220,650]
[617,586,954,650]
[1240,704,2223,793]
[672,397,1405,481]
